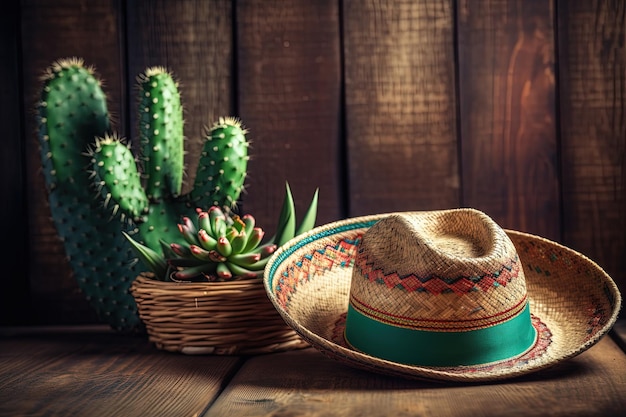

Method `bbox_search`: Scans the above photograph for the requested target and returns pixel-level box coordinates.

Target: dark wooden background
[1,0,624,326]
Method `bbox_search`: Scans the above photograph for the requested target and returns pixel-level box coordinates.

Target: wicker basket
[130,272,308,355]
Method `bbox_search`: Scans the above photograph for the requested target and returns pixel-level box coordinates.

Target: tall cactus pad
[37,58,142,332]
[191,117,249,208]
[91,134,149,220]
[138,68,184,201]
[39,59,109,189]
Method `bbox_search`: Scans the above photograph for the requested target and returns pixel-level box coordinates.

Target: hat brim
[264,213,622,382]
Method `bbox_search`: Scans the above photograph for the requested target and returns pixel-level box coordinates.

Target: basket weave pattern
[130,272,308,355]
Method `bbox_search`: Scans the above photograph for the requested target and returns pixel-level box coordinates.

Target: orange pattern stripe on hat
[275,237,361,310]
[354,252,521,295]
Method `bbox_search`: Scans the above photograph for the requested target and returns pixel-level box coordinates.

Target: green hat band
[345,301,537,367]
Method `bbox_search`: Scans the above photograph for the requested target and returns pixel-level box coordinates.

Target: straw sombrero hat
[263,208,621,382]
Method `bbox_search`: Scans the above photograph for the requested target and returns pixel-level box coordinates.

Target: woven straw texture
[264,211,622,382]
[350,211,527,331]
[131,272,308,355]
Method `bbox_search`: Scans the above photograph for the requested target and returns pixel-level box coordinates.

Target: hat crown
[352,209,527,313]
[357,209,515,284]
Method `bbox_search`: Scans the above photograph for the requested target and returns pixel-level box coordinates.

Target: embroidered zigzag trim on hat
[275,237,362,309]
[354,253,521,295]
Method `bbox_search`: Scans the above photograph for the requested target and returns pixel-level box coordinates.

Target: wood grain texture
[20,0,126,324]
[344,0,460,216]
[457,0,559,240]
[204,338,626,417]
[236,0,344,234]
[126,0,234,195]
[557,0,626,291]
[0,327,241,417]
[0,1,30,324]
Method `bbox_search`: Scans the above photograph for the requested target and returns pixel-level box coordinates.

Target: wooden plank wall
[1,0,624,326]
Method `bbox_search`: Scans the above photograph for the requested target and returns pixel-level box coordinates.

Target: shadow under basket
[130,272,309,355]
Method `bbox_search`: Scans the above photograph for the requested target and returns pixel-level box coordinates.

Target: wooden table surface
[1,321,625,417]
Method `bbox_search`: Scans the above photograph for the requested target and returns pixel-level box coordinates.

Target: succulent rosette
[168,206,276,281]
[124,183,319,282]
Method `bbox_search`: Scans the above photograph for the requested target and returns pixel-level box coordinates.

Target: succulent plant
[124,182,319,281]
[36,57,248,330]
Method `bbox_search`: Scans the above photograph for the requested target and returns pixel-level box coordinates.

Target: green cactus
[36,57,248,331]
[124,182,319,282]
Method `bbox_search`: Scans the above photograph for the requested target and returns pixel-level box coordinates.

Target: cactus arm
[89,135,149,222]
[137,68,184,200]
[190,117,249,209]
[39,58,110,189]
